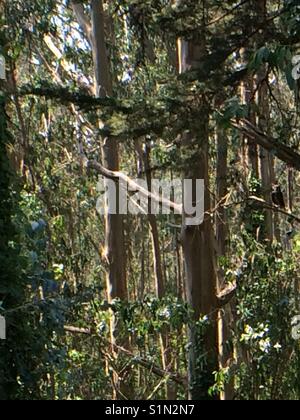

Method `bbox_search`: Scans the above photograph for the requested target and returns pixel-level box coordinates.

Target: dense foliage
[0,0,299,400]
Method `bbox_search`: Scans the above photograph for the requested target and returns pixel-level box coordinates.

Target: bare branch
[84,158,183,214]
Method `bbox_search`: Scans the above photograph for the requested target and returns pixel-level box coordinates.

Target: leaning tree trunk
[178,37,218,400]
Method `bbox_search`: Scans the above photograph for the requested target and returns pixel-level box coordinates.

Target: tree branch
[217,283,237,308]
[232,119,300,172]
[84,157,183,214]
[19,84,132,113]
[64,325,187,386]
[248,195,300,224]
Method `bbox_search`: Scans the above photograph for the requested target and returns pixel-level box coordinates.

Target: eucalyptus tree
[1,0,300,401]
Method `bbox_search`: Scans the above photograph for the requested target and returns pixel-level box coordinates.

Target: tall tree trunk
[241,71,259,178]
[216,126,228,256]
[257,0,274,242]
[89,0,127,302]
[92,1,128,398]
[90,0,126,301]
[258,74,274,242]
[287,167,294,213]
[216,126,235,400]
[181,135,218,399]
[72,0,127,300]
[135,139,176,399]
[178,36,218,399]
[72,0,127,397]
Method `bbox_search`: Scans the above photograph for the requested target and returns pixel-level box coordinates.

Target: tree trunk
[94,1,128,399]
[240,43,259,178]
[242,73,259,178]
[178,36,218,398]
[216,126,235,400]
[135,139,177,399]
[90,0,127,302]
[257,0,274,242]
[216,126,228,256]
[287,168,294,213]
[181,137,218,399]
[258,74,274,242]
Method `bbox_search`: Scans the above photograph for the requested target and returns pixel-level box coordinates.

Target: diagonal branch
[232,119,300,172]
[84,157,183,214]
[248,195,300,224]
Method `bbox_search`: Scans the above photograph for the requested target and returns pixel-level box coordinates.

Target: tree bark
[216,126,235,401]
[178,35,218,398]
[257,0,274,242]
[287,167,294,213]
[181,136,218,399]
[135,139,177,399]
[241,63,259,178]
[72,0,127,398]
[89,0,127,302]
[258,73,274,242]
[216,127,228,256]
